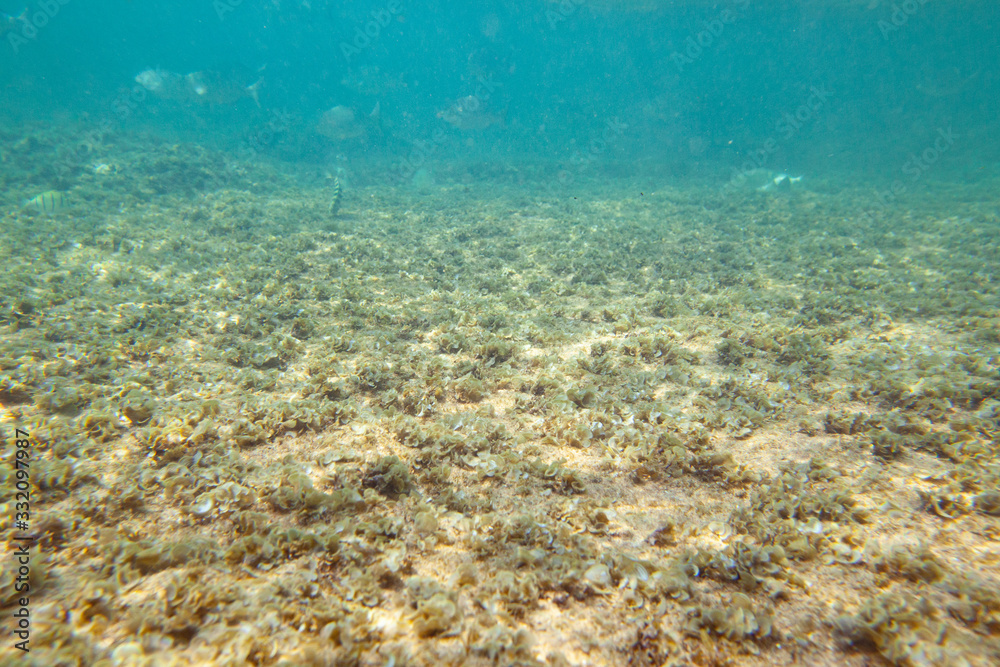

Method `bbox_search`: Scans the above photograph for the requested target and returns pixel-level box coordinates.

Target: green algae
[0,126,998,666]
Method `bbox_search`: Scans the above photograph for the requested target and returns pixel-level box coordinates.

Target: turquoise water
[1,3,999,666]
[2,1,997,185]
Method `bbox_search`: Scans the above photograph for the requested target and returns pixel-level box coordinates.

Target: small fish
[315,103,380,143]
[135,64,263,107]
[316,106,365,142]
[916,68,980,98]
[758,173,803,192]
[437,95,505,131]
[135,69,190,103]
[329,176,342,217]
[185,66,262,107]
[23,190,68,215]
[0,9,28,38]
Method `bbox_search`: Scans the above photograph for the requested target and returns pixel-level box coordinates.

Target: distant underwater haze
[0,0,995,177]
[1,2,999,666]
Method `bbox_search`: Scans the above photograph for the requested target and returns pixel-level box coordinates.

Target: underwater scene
[1,1,999,665]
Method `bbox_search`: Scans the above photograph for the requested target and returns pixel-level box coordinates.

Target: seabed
[1,128,998,666]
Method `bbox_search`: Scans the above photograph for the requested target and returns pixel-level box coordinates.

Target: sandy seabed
[0,134,998,666]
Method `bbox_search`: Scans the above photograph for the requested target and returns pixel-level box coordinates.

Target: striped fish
[24,190,68,215]
[329,176,342,217]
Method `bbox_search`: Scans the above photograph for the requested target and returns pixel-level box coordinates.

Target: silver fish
[437,95,504,131]
[135,65,261,107]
